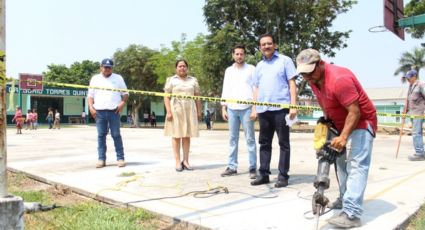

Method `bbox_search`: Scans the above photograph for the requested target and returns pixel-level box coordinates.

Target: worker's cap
[405,70,418,79]
[296,48,321,74]
[101,58,114,67]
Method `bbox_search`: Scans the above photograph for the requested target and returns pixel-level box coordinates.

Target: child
[54,109,61,129]
[32,108,38,130]
[46,107,53,129]
[25,109,33,130]
[12,107,23,134]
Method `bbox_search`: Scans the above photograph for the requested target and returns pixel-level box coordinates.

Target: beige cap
[296,48,321,73]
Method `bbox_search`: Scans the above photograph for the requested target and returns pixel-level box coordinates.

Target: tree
[203,0,357,96]
[201,24,247,97]
[69,60,101,85]
[404,0,425,39]
[150,45,178,85]
[394,47,425,82]
[151,34,209,94]
[113,44,160,127]
[43,60,99,86]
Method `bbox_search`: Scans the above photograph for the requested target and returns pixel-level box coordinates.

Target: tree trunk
[133,103,142,128]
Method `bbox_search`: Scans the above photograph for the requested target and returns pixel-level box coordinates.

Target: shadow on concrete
[363,199,397,224]
[320,199,397,229]
[194,163,226,170]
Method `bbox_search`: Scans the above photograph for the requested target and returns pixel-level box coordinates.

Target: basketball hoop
[368,25,388,33]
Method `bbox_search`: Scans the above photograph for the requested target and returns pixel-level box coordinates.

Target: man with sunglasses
[88,58,129,168]
[296,48,376,228]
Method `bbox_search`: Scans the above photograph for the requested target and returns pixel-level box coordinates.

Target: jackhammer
[312,117,345,228]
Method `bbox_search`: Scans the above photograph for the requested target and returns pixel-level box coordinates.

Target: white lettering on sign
[48,89,71,96]
[22,89,43,94]
[72,90,87,96]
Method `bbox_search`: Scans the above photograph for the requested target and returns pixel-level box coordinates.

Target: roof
[364,87,407,100]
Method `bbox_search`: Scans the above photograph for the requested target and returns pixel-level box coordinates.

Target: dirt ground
[8,171,86,205]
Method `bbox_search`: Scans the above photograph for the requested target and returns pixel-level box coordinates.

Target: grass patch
[24,202,155,230]
[406,205,425,230]
[11,190,50,204]
[7,171,159,230]
[118,171,136,177]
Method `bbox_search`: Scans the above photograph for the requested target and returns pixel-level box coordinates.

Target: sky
[5,0,424,89]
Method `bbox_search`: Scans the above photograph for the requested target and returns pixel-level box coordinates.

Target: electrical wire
[110,185,282,208]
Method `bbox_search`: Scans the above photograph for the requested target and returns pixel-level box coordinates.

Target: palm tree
[394,47,425,82]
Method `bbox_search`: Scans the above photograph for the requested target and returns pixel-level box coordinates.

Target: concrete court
[5,126,425,230]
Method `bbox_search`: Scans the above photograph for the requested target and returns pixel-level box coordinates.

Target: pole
[0,2,24,229]
[0,0,7,197]
[395,96,408,158]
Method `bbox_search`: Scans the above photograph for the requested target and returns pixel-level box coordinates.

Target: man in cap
[296,48,377,228]
[404,69,425,161]
[88,58,129,168]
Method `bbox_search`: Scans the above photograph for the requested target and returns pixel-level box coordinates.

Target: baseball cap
[405,69,417,79]
[101,58,114,67]
[296,48,321,73]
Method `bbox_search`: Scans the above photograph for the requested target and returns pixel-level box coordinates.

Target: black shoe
[250,175,270,186]
[408,154,425,161]
[221,167,237,177]
[181,161,193,171]
[274,179,289,188]
[249,169,257,179]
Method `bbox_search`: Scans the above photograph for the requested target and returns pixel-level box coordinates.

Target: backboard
[19,73,43,90]
[384,0,404,40]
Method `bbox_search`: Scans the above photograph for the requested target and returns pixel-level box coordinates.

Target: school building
[364,87,407,124]
[5,84,166,125]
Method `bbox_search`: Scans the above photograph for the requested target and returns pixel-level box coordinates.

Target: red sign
[19,74,43,90]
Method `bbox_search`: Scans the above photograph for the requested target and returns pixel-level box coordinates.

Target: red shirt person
[308,61,377,135]
[296,48,376,228]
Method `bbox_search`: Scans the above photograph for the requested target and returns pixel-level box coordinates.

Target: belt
[96,108,117,112]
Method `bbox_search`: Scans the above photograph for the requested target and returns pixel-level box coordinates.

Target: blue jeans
[227,107,257,171]
[412,118,424,155]
[47,117,53,129]
[96,110,124,161]
[336,126,374,218]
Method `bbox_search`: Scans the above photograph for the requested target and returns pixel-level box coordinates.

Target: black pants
[258,109,290,180]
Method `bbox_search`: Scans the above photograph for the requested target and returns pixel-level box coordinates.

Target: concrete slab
[6,126,425,229]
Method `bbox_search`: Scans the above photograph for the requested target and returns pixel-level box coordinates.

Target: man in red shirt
[296,48,377,228]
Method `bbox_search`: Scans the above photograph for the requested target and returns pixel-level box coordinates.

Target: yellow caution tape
[9,78,425,119]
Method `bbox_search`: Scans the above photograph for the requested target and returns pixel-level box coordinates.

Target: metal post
[0,2,24,229]
[0,0,7,198]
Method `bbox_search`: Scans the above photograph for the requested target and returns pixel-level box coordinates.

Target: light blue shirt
[252,51,297,113]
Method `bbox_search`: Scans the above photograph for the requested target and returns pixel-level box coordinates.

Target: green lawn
[8,172,159,230]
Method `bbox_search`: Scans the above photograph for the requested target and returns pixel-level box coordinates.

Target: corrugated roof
[364,87,408,100]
